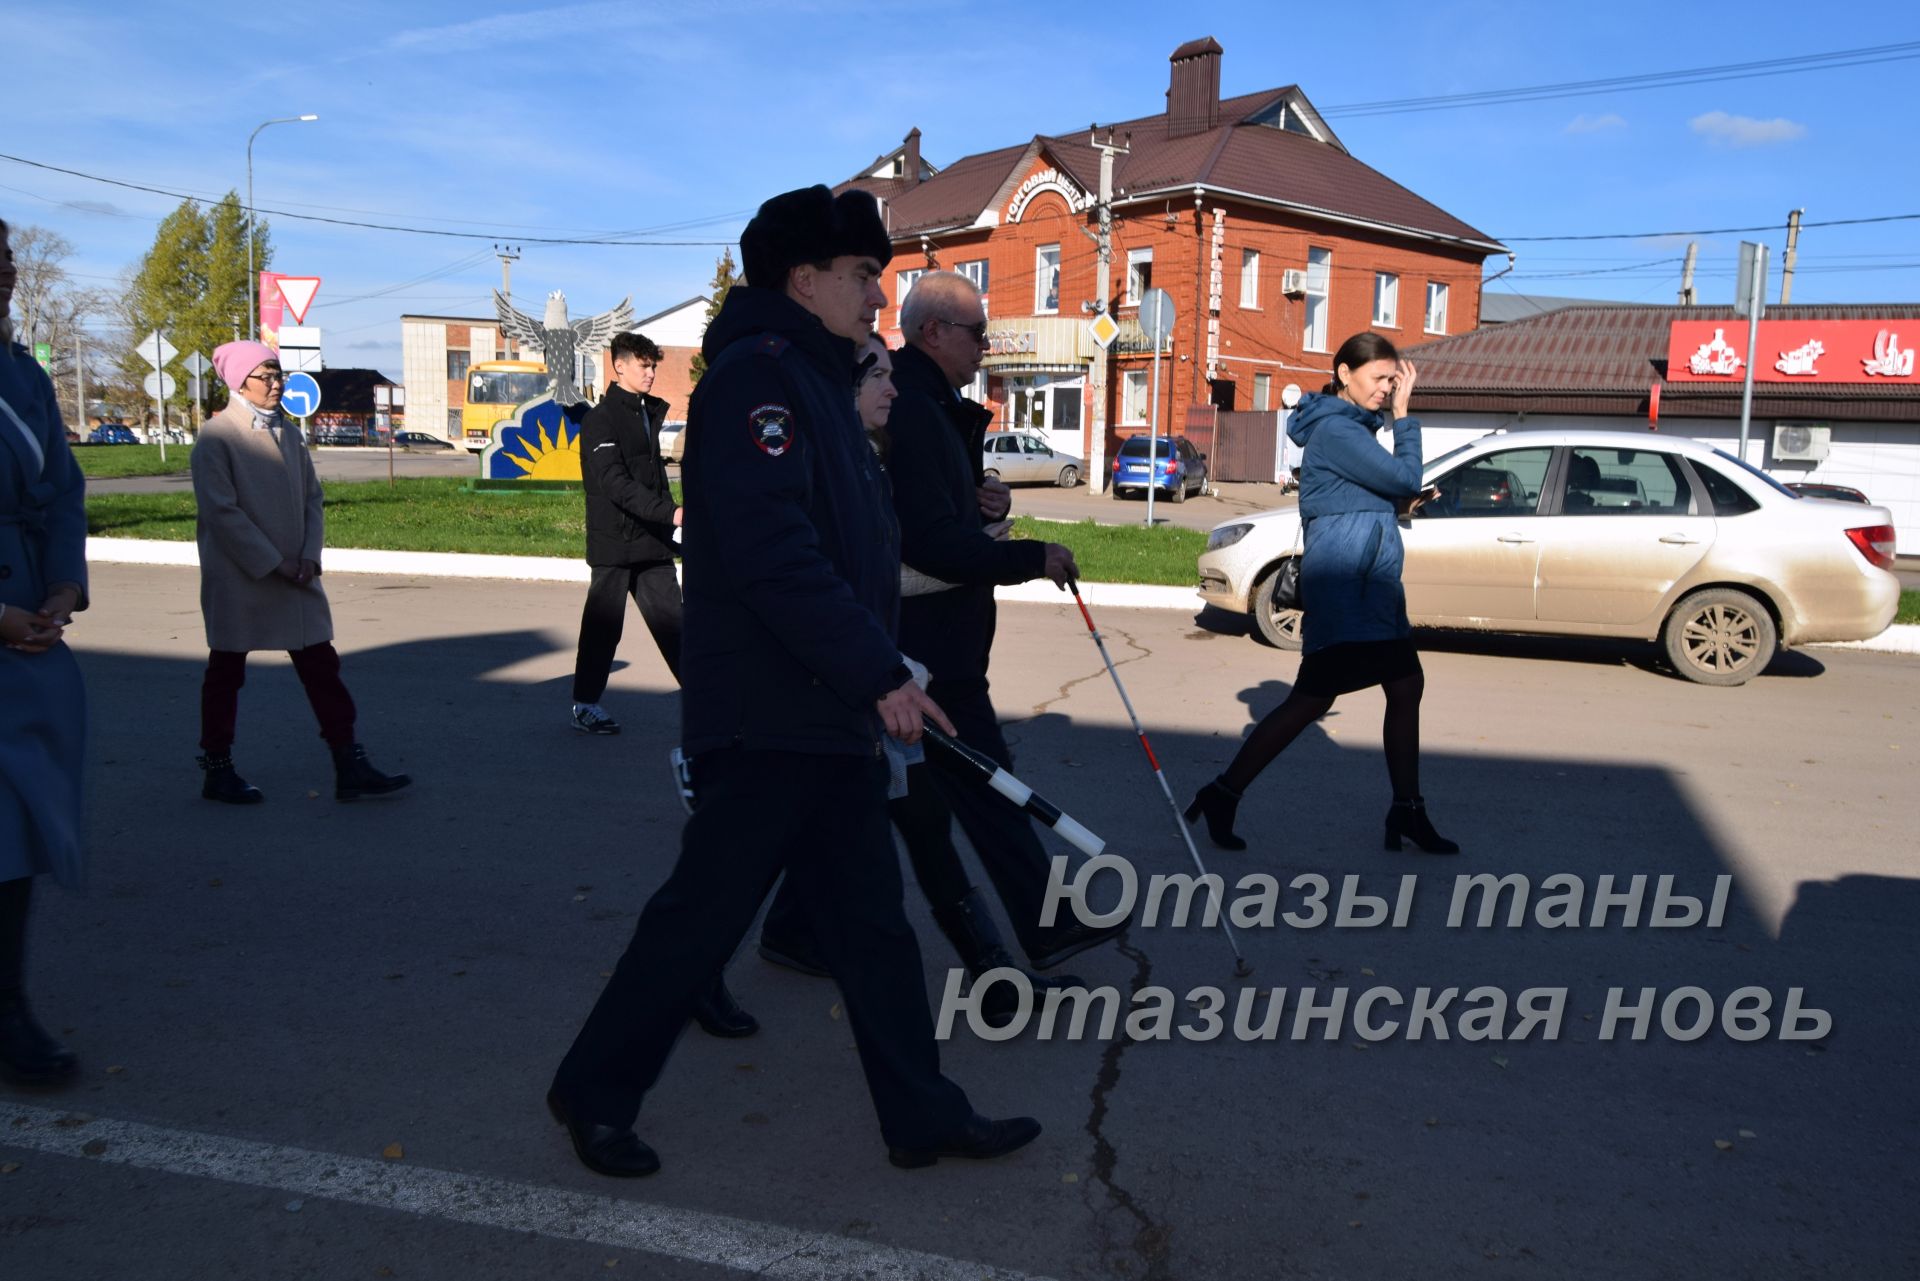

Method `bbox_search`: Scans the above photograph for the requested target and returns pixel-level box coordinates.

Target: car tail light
[1112,456,1122,472]
[1844,525,1898,570]
[1165,459,1179,476]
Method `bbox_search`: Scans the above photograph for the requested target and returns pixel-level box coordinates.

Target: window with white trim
[1252,372,1272,411]
[1122,369,1149,425]
[1035,244,1061,314]
[956,259,989,295]
[1374,272,1399,328]
[896,268,924,311]
[1303,247,1331,353]
[1240,249,1260,308]
[1126,248,1153,306]
[1425,281,1450,335]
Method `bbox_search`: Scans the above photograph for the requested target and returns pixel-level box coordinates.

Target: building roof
[843,47,1501,254]
[1405,304,1920,421]
[1479,292,1633,324]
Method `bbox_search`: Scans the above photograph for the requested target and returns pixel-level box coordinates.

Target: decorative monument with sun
[478,289,635,482]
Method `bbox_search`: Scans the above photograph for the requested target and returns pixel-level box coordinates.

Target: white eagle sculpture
[493,288,635,405]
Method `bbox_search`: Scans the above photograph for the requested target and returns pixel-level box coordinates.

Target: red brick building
[843,37,1506,485]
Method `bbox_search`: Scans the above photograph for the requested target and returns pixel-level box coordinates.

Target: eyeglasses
[248,370,288,384]
[936,319,990,344]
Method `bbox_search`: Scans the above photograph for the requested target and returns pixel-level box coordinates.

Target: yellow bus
[461,360,549,452]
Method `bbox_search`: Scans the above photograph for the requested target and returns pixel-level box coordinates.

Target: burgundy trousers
[199,644,357,753]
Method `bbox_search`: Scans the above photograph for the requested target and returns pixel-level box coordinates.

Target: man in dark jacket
[569,330,680,734]
[547,187,1040,1178]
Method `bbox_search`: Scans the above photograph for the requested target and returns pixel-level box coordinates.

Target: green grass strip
[73,444,193,479]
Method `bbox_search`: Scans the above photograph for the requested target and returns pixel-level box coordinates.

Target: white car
[657,420,687,463]
[1197,429,1900,686]
[981,431,1083,487]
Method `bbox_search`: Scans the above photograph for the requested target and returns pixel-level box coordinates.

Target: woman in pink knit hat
[190,341,411,803]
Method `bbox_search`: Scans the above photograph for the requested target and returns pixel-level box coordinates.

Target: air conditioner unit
[1280,269,1309,295]
[1772,423,1831,462]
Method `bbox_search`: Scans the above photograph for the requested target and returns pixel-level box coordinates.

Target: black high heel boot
[1183,777,1248,851]
[1384,797,1459,854]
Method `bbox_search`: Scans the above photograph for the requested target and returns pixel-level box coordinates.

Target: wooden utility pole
[1780,209,1804,305]
[1088,126,1129,493]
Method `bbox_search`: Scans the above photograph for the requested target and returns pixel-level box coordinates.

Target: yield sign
[276,276,322,324]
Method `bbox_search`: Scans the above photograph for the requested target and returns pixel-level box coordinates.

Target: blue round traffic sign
[282,371,322,418]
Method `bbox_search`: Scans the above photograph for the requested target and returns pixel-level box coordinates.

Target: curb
[85,537,1918,654]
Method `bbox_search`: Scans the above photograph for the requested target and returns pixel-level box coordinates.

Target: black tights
[1220,671,1426,801]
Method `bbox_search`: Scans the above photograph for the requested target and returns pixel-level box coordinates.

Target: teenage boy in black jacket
[570,331,681,734]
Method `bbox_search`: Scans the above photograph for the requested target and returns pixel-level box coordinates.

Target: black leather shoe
[1027,918,1127,972]
[0,993,79,1086]
[546,1092,660,1178]
[757,932,830,977]
[199,753,264,804]
[332,743,412,801]
[888,1113,1042,1169]
[691,977,759,1038]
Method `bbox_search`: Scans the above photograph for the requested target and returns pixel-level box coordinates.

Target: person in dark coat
[569,329,682,735]
[757,271,1125,1016]
[0,215,89,1084]
[1185,330,1457,855]
[546,186,1040,1178]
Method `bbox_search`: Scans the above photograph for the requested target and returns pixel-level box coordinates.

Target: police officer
[547,185,1040,1177]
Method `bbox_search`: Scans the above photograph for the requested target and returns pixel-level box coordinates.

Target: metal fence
[1182,406,1283,482]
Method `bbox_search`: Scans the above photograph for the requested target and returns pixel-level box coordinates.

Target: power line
[1320,42,1920,118]
[1497,212,1920,243]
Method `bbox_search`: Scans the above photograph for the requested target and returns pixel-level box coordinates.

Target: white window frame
[956,258,989,295]
[1373,272,1399,328]
[1239,249,1260,308]
[1425,281,1450,335]
[1035,244,1061,315]
[896,268,924,313]
[1121,369,1149,425]
[1126,248,1153,307]
[1303,247,1332,353]
[1252,372,1271,411]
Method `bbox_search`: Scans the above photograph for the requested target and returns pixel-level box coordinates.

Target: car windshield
[1419,442,1478,481]
[469,371,548,404]
[1711,448,1798,497]
[1120,437,1175,459]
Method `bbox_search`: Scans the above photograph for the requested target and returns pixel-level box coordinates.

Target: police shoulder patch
[749,403,795,457]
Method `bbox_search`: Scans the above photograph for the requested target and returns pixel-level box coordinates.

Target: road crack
[1009,622,1154,730]
[1083,938,1175,1279]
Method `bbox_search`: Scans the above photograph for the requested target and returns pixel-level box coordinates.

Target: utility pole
[1088,126,1129,494]
[74,335,85,431]
[1780,208,1804,305]
[495,243,521,302]
[1678,242,1698,305]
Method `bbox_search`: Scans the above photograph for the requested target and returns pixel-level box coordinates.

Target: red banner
[259,271,285,349]
[1666,319,1918,384]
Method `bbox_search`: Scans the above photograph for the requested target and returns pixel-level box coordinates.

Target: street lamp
[247,114,318,339]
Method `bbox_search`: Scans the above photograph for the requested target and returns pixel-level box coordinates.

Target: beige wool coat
[191,400,333,652]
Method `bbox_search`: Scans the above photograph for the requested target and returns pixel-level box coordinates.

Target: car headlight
[1206,523,1254,551]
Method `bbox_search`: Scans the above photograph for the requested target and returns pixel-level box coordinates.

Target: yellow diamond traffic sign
[1087,312,1120,350]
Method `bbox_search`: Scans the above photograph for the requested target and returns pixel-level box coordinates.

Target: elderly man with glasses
[188,340,410,805]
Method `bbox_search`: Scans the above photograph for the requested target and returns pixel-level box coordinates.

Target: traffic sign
[282,371,322,418]
[33,342,52,370]
[276,277,321,324]
[137,331,177,370]
[142,371,178,399]
[184,352,211,377]
[188,374,207,403]
[1140,288,1175,345]
[1087,311,1120,350]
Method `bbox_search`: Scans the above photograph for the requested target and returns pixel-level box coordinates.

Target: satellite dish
[1280,383,1302,409]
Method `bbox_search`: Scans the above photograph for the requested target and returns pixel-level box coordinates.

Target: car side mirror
[1198,452,1209,461]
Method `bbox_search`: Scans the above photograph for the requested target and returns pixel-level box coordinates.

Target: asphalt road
[5,564,1915,1279]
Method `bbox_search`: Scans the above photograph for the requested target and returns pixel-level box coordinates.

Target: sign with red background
[1666,320,1917,383]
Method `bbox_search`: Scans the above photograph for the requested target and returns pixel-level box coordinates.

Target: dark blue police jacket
[679,286,910,758]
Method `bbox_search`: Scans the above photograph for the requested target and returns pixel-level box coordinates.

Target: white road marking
[1,1103,1056,1281]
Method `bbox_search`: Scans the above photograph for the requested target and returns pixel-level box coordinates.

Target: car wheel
[983,468,1000,482]
[1056,465,1079,488]
[1661,587,1777,686]
[1251,563,1304,650]
[1170,479,1187,504]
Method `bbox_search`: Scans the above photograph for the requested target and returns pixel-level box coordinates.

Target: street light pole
[247,114,318,339]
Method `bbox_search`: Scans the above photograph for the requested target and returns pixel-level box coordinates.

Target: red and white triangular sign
[276,276,322,324]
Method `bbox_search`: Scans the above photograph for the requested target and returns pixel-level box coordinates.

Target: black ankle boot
[1385,797,1459,854]
[199,752,264,804]
[0,991,78,1085]
[332,743,412,801]
[1184,777,1248,851]
[690,975,758,1038]
[932,889,1082,1030]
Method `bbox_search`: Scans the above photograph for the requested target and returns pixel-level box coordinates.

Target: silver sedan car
[981,431,1084,487]
[1197,429,1900,686]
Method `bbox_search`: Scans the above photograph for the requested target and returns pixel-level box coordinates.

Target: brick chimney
[1166,37,1223,137]
[903,127,922,189]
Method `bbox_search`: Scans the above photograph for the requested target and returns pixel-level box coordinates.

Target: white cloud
[1564,113,1626,135]
[1689,111,1807,147]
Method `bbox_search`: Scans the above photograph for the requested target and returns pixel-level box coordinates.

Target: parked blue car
[88,423,139,445]
[1109,433,1209,502]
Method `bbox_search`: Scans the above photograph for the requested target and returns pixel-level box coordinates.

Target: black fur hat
[740,185,892,288]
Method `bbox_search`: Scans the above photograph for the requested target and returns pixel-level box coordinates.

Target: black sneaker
[571,703,621,735]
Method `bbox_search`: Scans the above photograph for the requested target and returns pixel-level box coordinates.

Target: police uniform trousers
[764,676,1055,960]
[550,746,972,1149]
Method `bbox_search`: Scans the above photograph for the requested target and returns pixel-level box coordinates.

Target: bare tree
[6,223,128,426]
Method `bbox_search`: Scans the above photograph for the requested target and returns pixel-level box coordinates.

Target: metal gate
[1183,406,1281,482]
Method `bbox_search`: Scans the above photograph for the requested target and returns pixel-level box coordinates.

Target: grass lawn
[86,478,1208,585]
[73,443,193,479]
[1899,590,1920,626]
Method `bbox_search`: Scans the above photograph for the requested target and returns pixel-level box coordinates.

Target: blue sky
[5,1,1916,378]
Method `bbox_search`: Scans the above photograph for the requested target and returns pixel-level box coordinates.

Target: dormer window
[1248,97,1320,139]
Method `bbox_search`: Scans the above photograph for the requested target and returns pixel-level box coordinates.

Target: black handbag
[1270,525,1303,610]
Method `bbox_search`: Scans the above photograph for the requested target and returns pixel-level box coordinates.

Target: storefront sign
[1006,166,1090,222]
[1667,320,1918,383]
[988,330,1037,356]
